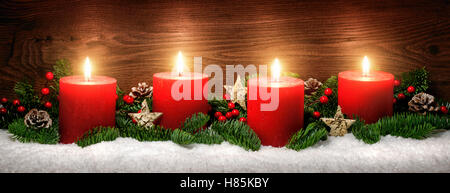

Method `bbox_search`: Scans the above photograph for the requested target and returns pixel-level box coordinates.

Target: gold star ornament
[224,75,247,110]
[128,100,162,128]
[320,105,356,136]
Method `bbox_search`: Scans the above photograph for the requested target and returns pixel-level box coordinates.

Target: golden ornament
[320,106,355,136]
[224,75,247,110]
[128,100,162,128]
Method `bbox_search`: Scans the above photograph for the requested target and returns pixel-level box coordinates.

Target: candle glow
[272,58,281,81]
[84,57,92,81]
[176,51,184,75]
[362,56,370,76]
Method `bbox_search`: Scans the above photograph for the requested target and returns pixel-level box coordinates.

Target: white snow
[0,129,449,173]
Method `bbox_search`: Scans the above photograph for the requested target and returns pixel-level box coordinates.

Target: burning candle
[152,52,209,130]
[59,57,117,144]
[247,58,304,147]
[338,56,394,124]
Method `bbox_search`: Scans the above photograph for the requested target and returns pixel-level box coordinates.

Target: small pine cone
[24,109,52,129]
[304,78,322,95]
[129,82,153,99]
[408,92,440,115]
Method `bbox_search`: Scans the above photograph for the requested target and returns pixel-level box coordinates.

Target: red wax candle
[59,76,116,144]
[152,72,209,130]
[247,77,304,147]
[338,71,394,123]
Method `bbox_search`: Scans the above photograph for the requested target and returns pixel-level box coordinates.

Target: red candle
[59,58,116,144]
[152,72,209,130]
[338,57,394,123]
[247,59,304,147]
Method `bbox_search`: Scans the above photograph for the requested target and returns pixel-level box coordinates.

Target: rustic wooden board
[0,0,449,100]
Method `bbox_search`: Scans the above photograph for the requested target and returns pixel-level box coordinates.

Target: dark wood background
[0,0,449,100]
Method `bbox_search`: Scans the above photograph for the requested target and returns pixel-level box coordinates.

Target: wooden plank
[0,0,449,100]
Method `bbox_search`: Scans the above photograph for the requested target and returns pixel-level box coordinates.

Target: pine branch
[8,118,59,144]
[208,98,229,114]
[171,129,195,145]
[119,124,172,142]
[286,122,328,151]
[76,127,120,148]
[351,119,381,144]
[351,113,448,144]
[181,112,210,134]
[192,129,224,144]
[211,120,261,151]
[14,81,40,109]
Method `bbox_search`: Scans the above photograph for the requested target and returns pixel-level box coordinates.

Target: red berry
[0,108,6,114]
[407,86,415,93]
[1,97,7,103]
[324,88,333,96]
[231,109,239,117]
[223,94,230,101]
[393,98,397,104]
[394,79,401,87]
[239,117,247,122]
[397,93,405,100]
[225,112,233,119]
[44,101,52,108]
[132,119,137,124]
[138,109,142,113]
[41,88,50,95]
[214,111,222,118]
[313,111,321,118]
[45,72,54,81]
[319,96,328,104]
[228,102,235,110]
[17,106,25,113]
[441,106,448,114]
[12,99,20,106]
[123,95,134,104]
[218,115,226,122]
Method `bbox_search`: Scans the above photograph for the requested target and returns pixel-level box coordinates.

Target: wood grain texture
[0,0,449,100]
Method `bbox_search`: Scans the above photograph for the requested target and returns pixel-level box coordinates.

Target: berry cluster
[394,79,412,103]
[123,95,134,105]
[0,98,25,114]
[1,72,55,115]
[312,87,333,119]
[214,100,246,123]
[40,72,55,109]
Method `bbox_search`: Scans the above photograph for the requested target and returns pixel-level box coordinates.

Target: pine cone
[129,82,153,99]
[24,109,52,129]
[304,78,322,95]
[408,92,439,115]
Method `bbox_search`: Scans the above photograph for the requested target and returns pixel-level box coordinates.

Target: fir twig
[286,122,328,151]
[181,113,210,134]
[76,127,120,148]
[8,118,59,144]
[351,113,449,144]
[171,129,195,145]
[192,129,224,144]
[211,120,261,151]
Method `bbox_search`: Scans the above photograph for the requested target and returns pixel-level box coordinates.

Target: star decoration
[224,75,247,110]
[128,100,162,128]
[320,105,356,136]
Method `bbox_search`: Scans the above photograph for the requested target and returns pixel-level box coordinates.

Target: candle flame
[272,58,281,81]
[362,56,370,76]
[176,51,184,75]
[84,57,91,81]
